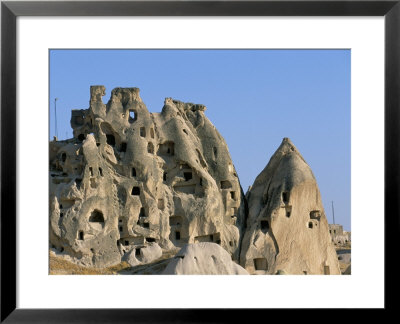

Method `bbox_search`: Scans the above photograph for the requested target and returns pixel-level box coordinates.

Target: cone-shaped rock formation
[239,138,341,275]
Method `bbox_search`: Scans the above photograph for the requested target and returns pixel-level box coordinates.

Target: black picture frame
[1,0,398,321]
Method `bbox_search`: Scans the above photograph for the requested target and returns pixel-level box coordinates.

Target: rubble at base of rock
[49,86,346,275]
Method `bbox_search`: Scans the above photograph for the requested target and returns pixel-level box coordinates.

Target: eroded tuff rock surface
[49,86,244,268]
[163,243,248,275]
[239,138,341,275]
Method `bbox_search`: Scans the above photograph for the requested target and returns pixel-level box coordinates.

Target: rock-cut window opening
[78,134,85,142]
[213,147,218,159]
[175,231,181,240]
[89,210,104,223]
[139,207,146,217]
[184,172,192,181]
[254,258,268,271]
[147,142,154,154]
[61,152,67,162]
[106,134,115,146]
[140,127,146,138]
[129,110,137,123]
[131,187,140,196]
[120,142,127,152]
[99,167,103,176]
[220,180,232,189]
[260,220,269,233]
[230,191,237,200]
[308,222,313,229]
[282,192,289,204]
[131,168,136,177]
[78,231,84,240]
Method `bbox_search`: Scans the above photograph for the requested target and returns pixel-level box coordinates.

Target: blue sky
[49,49,351,230]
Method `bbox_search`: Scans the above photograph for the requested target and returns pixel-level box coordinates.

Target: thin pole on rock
[54,98,59,139]
[331,201,335,225]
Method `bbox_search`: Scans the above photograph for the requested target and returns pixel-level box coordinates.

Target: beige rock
[49,86,243,268]
[239,138,341,275]
[163,243,248,275]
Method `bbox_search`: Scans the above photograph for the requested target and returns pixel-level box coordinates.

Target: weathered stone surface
[123,242,163,267]
[239,138,341,275]
[162,243,248,275]
[49,86,243,268]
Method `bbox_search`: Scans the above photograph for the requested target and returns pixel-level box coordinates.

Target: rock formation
[163,242,248,275]
[49,86,341,275]
[239,138,341,275]
[49,86,244,268]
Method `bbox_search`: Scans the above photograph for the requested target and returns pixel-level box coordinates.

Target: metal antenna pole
[54,98,59,139]
[331,201,335,224]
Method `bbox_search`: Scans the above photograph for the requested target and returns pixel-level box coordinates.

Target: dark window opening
[199,178,202,186]
[143,223,149,228]
[75,178,82,189]
[61,153,66,162]
[254,258,268,271]
[91,248,94,253]
[139,207,146,217]
[78,134,85,141]
[229,241,233,247]
[163,172,167,181]
[125,240,129,246]
[60,247,64,253]
[131,168,136,177]
[175,231,181,240]
[89,210,104,223]
[120,142,127,152]
[146,237,156,243]
[286,211,291,217]
[230,191,236,200]
[60,212,63,217]
[131,187,140,196]
[282,192,289,203]
[119,226,123,232]
[59,204,63,209]
[96,143,100,147]
[135,248,141,256]
[261,220,269,233]
[183,129,188,135]
[129,110,137,123]
[140,127,146,137]
[119,219,122,223]
[308,222,313,229]
[220,180,232,189]
[99,167,103,176]
[78,231,84,240]
[106,134,115,146]
[147,142,154,154]
[215,239,221,245]
[184,172,192,181]
[213,147,218,159]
